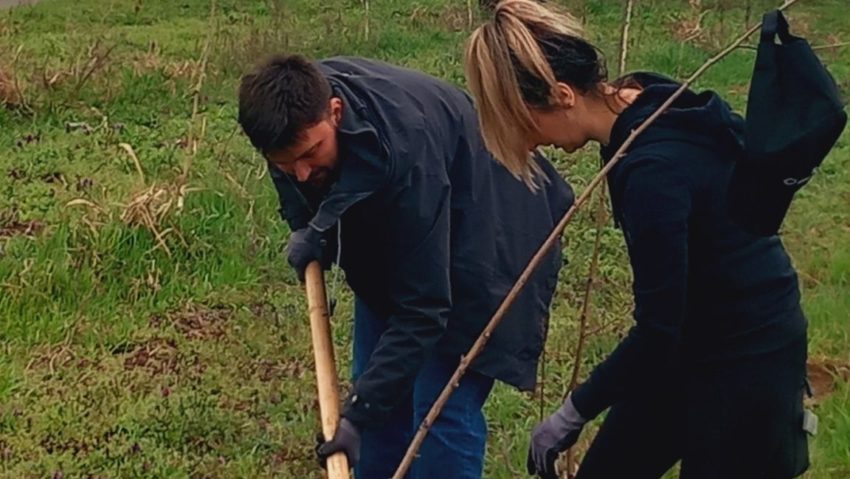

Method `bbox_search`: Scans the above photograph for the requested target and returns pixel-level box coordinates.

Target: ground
[0,0,848,478]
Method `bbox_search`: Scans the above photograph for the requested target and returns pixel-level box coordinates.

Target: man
[238,55,574,478]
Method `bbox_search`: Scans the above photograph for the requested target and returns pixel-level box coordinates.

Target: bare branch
[618,0,635,76]
[181,0,217,184]
[364,0,370,41]
[812,41,850,51]
[72,41,117,97]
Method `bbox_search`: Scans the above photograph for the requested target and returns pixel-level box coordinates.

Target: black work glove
[316,417,361,468]
[527,394,588,479]
[286,225,328,281]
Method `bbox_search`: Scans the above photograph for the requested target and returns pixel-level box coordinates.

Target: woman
[464,1,811,478]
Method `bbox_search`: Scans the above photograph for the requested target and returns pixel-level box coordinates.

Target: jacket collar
[309,82,390,232]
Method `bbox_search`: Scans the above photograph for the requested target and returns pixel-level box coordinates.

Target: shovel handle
[305,261,350,479]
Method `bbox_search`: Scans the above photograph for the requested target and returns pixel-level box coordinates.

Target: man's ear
[552,82,576,110]
[329,97,343,125]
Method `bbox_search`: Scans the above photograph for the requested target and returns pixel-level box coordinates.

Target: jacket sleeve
[342,166,452,427]
[267,163,314,231]
[571,157,692,419]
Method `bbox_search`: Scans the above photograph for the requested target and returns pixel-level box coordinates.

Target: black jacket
[269,57,575,427]
[571,73,807,419]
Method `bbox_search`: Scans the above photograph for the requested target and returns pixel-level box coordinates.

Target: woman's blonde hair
[465,0,604,188]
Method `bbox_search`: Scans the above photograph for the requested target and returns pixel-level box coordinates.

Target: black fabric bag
[728,10,847,236]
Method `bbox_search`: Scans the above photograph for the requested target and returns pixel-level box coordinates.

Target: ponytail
[465,0,605,187]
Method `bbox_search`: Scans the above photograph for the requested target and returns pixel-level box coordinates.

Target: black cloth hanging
[728,10,847,236]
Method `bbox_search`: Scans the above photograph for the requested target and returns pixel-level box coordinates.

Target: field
[0,0,848,477]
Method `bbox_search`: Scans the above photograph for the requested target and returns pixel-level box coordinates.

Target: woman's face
[525,82,594,154]
[527,106,592,154]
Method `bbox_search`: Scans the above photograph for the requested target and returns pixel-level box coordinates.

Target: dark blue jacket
[571,73,807,418]
[269,57,575,426]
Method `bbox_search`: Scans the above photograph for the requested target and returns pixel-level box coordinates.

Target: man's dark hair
[238,54,332,155]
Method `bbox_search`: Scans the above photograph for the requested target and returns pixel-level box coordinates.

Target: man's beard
[307,167,336,189]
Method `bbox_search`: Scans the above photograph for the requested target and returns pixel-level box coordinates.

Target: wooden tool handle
[305,262,350,479]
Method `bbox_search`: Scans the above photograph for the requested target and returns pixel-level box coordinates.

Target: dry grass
[120,182,193,256]
[0,65,21,107]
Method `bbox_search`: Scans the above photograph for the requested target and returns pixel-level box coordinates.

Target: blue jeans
[352,297,495,479]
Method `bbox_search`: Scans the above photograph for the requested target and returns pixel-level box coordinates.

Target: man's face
[267,97,343,188]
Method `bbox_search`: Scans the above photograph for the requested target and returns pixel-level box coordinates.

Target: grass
[0,0,848,477]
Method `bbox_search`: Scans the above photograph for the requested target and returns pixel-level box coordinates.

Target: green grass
[0,0,848,477]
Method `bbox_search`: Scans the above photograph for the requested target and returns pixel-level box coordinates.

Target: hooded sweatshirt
[571,73,807,419]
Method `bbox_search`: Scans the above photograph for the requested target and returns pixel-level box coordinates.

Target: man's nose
[294,161,312,182]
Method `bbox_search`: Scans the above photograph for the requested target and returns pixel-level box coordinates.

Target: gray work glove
[527,394,588,479]
[286,225,328,282]
[316,417,361,468]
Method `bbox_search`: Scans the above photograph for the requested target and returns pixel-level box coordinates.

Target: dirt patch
[150,303,232,341]
[407,5,470,32]
[838,77,850,100]
[75,176,95,192]
[818,33,846,58]
[727,82,750,97]
[249,301,276,319]
[806,358,850,405]
[0,219,44,239]
[0,67,20,107]
[25,345,77,373]
[123,337,179,375]
[268,444,312,470]
[667,9,708,44]
[253,358,308,382]
[40,171,65,184]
